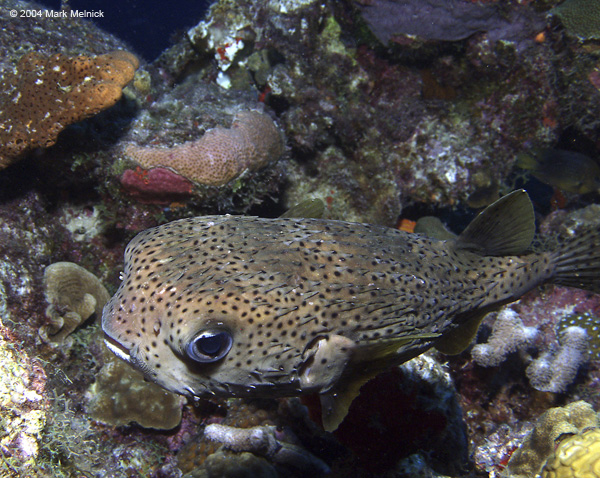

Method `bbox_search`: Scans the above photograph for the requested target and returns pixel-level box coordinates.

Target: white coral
[204,423,330,473]
[471,308,538,367]
[526,326,590,393]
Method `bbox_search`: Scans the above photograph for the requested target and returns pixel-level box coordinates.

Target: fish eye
[186,330,233,363]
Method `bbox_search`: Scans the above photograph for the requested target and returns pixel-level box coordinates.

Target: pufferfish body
[102,191,600,431]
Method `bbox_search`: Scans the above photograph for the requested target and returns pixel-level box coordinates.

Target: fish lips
[103,332,134,364]
[103,332,160,382]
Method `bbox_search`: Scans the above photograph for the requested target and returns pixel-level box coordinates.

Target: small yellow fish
[102,191,600,431]
[517,149,600,194]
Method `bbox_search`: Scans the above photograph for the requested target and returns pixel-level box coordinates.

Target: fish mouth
[103,332,133,364]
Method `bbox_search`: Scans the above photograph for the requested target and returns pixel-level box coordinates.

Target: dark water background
[35,0,215,60]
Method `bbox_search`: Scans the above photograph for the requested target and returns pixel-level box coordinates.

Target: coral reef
[473,306,592,394]
[124,110,283,187]
[0,50,139,167]
[114,0,586,218]
[183,449,278,478]
[177,399,291,473]
[0,326,47,474]
[39,262,110,344]
[507,400,599,478]
[41,385,176,477]
[111,66,285,210]
[469,225,600,395]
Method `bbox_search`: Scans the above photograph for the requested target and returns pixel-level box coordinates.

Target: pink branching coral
[124,110,284,187]
[0,50,139,168]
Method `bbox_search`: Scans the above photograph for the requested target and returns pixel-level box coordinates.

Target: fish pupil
[197,335,223,355]
[186,330,233,363]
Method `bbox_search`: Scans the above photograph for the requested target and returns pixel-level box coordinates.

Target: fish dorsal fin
[455,189,535,256]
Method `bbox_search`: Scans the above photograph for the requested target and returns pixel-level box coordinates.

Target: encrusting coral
[0,328,46,471]
[40,262,110,344]
[124,110,284,187]
[184,449,278,478]
[0,50,139,168]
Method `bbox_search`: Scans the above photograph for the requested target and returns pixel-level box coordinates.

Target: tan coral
[0,50,139,168]
[40,262,110,344]
[86,345,184,430]
[507,401,600,478]
[125,110,284,187]
[542,428,600,477]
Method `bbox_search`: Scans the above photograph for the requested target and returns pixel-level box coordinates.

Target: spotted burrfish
[102,191,600,431]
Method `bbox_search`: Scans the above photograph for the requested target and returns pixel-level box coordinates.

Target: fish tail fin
[551,226,600,293]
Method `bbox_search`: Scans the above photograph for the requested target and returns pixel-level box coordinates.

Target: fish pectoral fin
[454,189,535,256]
[319,334,443,432]
[434,312,486,355]
[319,375,370,432]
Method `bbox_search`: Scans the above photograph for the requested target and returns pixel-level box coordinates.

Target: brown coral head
[507,400,599,478]
[44,262,109,316]
[87,350,184,429]
[125,110,284,187]
[40,262,110,344]
[0,50,139,169]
